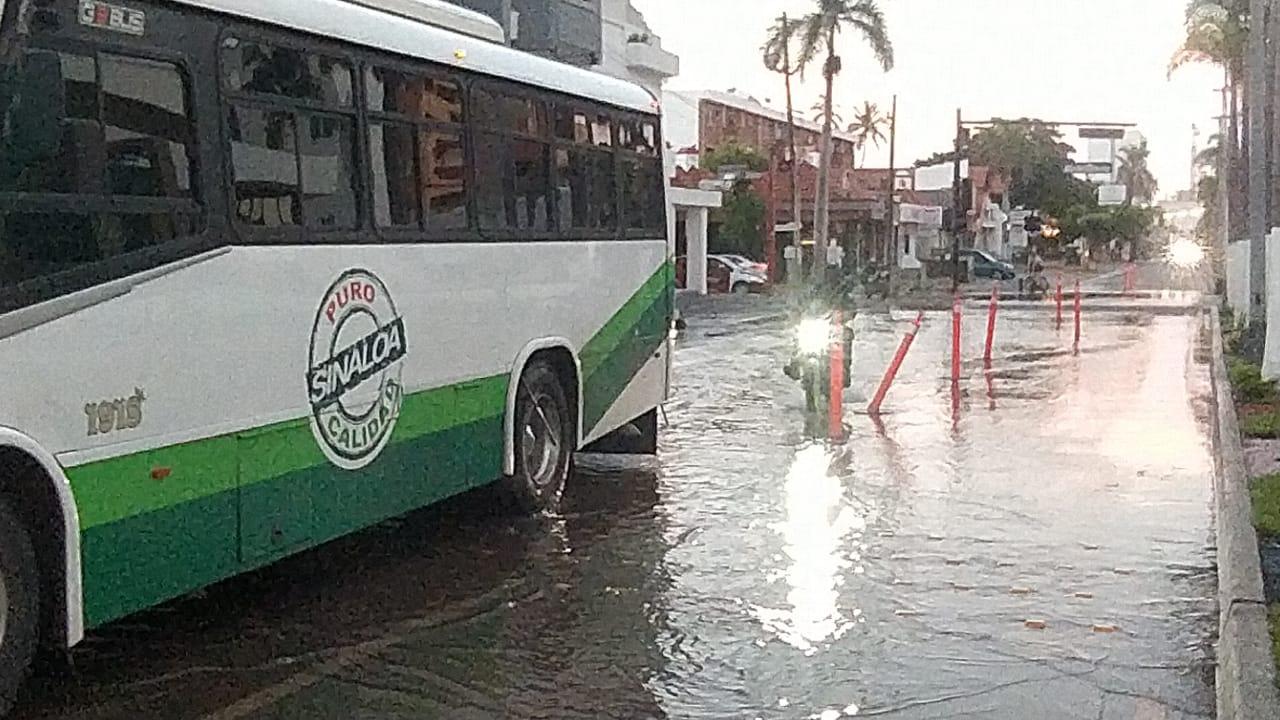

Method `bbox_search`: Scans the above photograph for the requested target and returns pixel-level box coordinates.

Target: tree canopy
[711,181,767,257]
[702,142,769,173]
[762,14,803,77]
[965,119,1093,216]
[1117,140,1158,204]
[1169,0,1247,75]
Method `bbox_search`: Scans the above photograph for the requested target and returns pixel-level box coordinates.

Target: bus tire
[0,496,39,716]
[499,360,573,513]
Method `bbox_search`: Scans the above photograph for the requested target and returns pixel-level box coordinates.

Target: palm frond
[795,13,829,77]
[844,1,895,71]
[762,15,803,75]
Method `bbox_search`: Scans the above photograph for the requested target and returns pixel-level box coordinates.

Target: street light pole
[952,108,963,294]
[886,94,898,274]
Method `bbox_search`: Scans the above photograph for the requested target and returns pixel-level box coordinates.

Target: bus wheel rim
[521,393,563,489]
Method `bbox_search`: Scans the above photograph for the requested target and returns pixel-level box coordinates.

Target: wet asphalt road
[13,294,1218,720]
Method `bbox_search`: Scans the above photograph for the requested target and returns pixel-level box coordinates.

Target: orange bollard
[868,311,925,416]
[1073,279,1082,352]
[829,310,844,441]
[951,295,962,383]
[984,282,998,364]
[1055,276,1063,329]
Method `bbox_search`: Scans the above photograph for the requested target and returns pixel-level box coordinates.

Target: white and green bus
[0,0,672,708]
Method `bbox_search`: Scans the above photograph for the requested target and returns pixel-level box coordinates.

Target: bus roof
[170,0,660,114]
[343,0,505,43]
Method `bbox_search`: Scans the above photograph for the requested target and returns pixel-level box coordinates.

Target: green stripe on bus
[81,416,499,627]
[582,288,668,431]
[68,375,509,531]
[580,262,671,379]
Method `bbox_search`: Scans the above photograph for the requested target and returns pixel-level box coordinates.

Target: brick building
[664,89,915,265]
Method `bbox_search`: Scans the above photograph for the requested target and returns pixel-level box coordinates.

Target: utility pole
[1191,123,1199,198]
[781,12,803,283]
[765,146,779,283]
[952,108,964,294]
[886,95,898,297]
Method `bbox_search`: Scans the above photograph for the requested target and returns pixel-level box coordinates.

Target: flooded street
[14,301,1217,720]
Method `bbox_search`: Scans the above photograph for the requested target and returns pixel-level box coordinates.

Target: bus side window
[473,85,550,234]
[228,105,300,227]
[366,65,468,236]
[101,54,196,199]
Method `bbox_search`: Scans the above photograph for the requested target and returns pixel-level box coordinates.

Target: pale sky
[633,0,1223,198]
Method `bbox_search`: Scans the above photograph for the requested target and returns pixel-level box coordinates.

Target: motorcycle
[859,263,891,300]
[784,312,854,414]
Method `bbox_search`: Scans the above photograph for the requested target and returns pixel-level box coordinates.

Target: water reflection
[753,444,865,654]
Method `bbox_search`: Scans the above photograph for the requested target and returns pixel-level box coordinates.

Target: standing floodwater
[12,304,1216,720]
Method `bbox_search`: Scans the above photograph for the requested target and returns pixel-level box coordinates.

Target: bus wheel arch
[0,434,84,662]
[503,340,582,478]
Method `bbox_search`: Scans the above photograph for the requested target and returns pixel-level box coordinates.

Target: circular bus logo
[306,269,407,470]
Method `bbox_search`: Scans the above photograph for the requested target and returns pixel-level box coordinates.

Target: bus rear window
[0,49,195,198]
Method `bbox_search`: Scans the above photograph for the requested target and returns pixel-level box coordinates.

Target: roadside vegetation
[1224,306,1280,681]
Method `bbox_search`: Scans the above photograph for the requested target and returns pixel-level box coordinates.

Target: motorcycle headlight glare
[797,317,832,355]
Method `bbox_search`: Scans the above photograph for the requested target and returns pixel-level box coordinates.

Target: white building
[592,0,678,96]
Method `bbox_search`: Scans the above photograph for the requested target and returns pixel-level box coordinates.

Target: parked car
[676,255,767,294]
[713,254,769,276]
[961,249,1017,281]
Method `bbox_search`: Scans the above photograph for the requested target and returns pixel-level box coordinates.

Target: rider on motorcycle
[783,277,855,412]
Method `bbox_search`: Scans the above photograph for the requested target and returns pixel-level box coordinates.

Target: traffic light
[1024,215,1043,235]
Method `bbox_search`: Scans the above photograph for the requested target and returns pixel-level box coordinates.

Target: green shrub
[1252,473,1280,537]
[1243,412,1280,438]
[1225,324,1245,356]
[1230,358,1277,404]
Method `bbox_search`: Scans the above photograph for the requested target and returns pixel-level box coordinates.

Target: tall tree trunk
[1221,75,1232,290]
[1272,0,1280,224]
[813,25,837,278]
[783,42,801,278]
[1230,63,1246,242]
[1248,0,1268,319]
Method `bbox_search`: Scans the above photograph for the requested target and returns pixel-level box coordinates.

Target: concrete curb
[1209,306,1280,720]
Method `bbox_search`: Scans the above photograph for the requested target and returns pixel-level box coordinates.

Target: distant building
[663,90,861,178]
[592,0,678,96]
[913,160,1012,259]
[444,0,603,66]
[665,90,931,267]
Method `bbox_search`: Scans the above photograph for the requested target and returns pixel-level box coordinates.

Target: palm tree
[1195,133,1222,171]
[762,14,805,273]
[796,0,894,269]
[1117,140,1159,204]
[810,97,843,126]
[1169,0,1246,238]
[846,100,889,165]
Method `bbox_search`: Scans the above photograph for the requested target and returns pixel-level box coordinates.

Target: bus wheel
[500,361,573,513]
[0,496,38,716]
